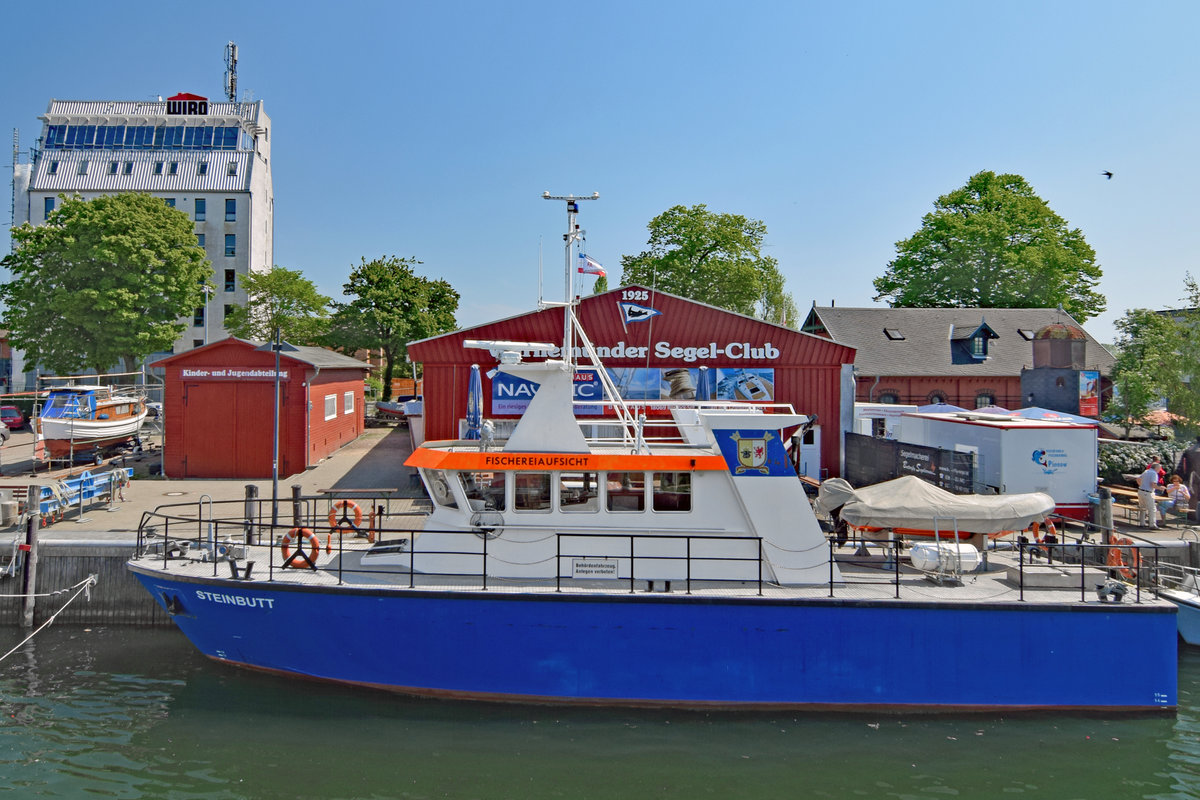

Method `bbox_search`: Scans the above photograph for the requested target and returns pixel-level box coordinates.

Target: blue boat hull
[131,568,1177,711]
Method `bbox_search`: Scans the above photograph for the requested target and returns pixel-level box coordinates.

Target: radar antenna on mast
[224,42,239,103]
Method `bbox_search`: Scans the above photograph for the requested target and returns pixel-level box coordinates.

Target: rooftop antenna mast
[9,129,18,250]
[224,42,239,103]
[542,191,599,363]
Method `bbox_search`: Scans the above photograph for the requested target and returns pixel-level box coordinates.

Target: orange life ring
[1107,537,1135,580]
[281,527,320,569]
[328,500,363,531]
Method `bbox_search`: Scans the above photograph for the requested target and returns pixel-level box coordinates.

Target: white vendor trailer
[897,412,1099,520]
[853,402,918,439]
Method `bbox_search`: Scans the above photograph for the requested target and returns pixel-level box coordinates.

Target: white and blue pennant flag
[577,253,606,277]
[618,301,662,326]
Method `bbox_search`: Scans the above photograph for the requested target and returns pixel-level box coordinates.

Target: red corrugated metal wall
[409,287,856,476]
[307,372,366,465]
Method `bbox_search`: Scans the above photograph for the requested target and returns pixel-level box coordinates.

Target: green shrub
[1098,439,1183,483]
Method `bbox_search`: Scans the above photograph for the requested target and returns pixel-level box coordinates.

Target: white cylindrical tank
[909,542,981,573]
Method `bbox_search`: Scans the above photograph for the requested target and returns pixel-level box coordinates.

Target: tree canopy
[1108,277,1200,435]
[873,171,1105,322]
[223,266,331,345]
[0,192,211,374]
[619,204,797,325]
[325,256,459,401]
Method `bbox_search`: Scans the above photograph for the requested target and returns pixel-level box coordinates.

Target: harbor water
[1,625,1198,799]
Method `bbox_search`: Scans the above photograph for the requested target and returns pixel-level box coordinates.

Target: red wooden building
[153,338,370,478]
[407,286,856,479]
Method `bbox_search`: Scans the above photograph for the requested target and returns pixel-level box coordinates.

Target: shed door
[182,382,289,477]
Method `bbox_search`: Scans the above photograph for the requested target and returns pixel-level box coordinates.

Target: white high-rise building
[10,92,273,381]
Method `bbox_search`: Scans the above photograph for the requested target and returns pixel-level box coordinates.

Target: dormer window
[884,328,905,340]
[949,319,997,364]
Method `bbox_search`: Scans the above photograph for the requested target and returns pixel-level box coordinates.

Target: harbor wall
[0,540,171,626]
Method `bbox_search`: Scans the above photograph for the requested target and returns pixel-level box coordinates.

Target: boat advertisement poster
[490,367,776,415]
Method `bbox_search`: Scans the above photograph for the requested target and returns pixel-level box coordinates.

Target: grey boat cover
[815,475,1055,534]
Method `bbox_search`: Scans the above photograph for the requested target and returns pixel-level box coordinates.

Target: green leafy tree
[0,192,210,374]
[326,256,459,401]
[619,204,797,325]
[1107,309,1177,437]
[874,171,1105,322]
[224,266,331,345]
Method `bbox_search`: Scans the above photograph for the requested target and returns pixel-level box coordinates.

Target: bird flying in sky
[1101,170,1113,179]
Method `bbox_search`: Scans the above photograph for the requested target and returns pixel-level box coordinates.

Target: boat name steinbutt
[195,590,275,609]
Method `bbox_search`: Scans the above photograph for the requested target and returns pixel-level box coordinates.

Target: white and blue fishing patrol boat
[128,198,1177,712]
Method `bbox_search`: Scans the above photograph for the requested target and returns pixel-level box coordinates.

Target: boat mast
[542,191,598,367]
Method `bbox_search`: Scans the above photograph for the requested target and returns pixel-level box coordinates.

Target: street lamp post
[203,285,213,345]
[255,329,298,529]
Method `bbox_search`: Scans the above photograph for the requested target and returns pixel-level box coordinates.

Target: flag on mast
[577,253,606,277]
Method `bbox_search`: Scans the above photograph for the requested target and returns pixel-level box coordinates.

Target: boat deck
[130,542,1171,609]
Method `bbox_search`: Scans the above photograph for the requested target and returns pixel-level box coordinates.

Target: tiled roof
[803,306,1115,376]
[30,151,252,194]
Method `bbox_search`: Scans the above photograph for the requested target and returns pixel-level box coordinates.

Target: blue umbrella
[464,364,482,440]
[696,367,713,401]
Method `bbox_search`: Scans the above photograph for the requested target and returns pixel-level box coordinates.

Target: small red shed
[153,338,371,478]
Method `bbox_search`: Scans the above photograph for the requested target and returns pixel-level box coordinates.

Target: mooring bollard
[243,484,259,544]
[291,484,303,528]
[21,484,40,629]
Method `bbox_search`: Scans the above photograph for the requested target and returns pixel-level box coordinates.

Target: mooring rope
[0,574,98,664]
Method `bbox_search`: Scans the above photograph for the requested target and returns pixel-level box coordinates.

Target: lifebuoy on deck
[1107,536,1136,580]
[328,500,363,530]
[281,527,320,569]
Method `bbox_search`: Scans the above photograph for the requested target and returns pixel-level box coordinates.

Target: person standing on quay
[1137,461,1162,529]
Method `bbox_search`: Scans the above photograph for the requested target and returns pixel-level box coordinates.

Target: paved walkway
[4,423,425,541]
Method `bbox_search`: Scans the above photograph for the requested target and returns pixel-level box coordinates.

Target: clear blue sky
[4,0,1197,345]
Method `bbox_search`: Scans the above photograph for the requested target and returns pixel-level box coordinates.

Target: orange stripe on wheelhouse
[405,447,728,473]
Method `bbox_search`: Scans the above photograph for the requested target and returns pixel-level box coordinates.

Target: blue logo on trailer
[714,429,796,477]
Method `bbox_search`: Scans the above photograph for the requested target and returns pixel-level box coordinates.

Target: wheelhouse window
[460,471,505,511]
[606,472,646,512]
[652,472,692,512]
[424,469,458,509]
[559,472,599,512]
[514,473,552,512]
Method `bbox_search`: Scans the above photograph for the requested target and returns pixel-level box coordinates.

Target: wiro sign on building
[166,92,209,115]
